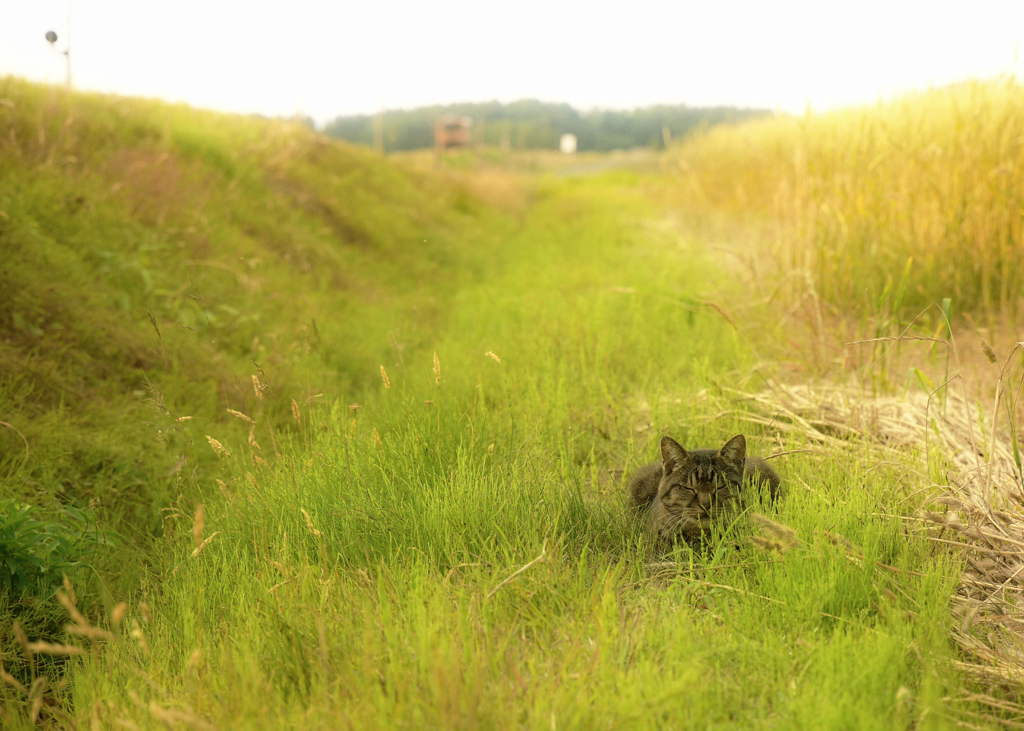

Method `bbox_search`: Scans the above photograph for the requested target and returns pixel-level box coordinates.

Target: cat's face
[655,434,746,540]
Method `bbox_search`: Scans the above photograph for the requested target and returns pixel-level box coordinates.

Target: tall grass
[668,77,1024,715]
[0,75,501,531]
[0,75,510,717]
[671,78,1024,322]
[0,78,997,727]
[26,177,976,728]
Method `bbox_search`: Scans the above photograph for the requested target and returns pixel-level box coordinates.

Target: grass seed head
[226,408,254,424]
[28,678,45,723]
[193,503,205,549]
[62,574,77,605]
[191,531,221,558]
[205,436,230,457]
[27,641,84,656]
[251,374,265,400]
[56,588,88,627]
[13,621,29,656]
[65,624,114,641]
[0,661,26,693]
[301,508,322,537]
[751,513,799,550]
[750,536,786,552]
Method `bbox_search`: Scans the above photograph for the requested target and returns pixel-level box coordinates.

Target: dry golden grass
[670,86,1024,711]
[671,78,1024,321]
[203,436,229,458]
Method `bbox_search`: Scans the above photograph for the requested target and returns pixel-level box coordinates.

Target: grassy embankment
[0,76,997,727]
[0,75,512,718]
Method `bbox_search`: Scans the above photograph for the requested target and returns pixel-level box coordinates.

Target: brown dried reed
[732,374,1024,702]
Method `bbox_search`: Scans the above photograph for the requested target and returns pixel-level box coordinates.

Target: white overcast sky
[2,1,1023,123]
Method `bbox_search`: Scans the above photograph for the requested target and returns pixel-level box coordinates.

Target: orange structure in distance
[434,116,472,149]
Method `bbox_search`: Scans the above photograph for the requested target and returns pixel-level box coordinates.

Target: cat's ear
[719,434,746,469]
[660,436,689,472]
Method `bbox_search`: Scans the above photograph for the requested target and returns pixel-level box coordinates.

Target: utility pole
[64,0,72,88]
[44,0,72,89]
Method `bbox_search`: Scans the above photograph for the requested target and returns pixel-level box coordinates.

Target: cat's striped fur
[629,434,780,543]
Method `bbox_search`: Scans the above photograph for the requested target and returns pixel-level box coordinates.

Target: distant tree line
[321,100,771,152]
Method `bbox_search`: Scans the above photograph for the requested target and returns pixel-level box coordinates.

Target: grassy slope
[0,75,504,705]
[0,79,488,511]
[0,79,979,728]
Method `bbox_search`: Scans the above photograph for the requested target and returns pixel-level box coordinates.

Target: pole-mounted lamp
[44,22,71,88]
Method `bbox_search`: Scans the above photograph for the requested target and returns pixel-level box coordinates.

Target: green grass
[0,79,984,728]
[0,77,498,531]
[0,75,506,710]
[60,183,971,727]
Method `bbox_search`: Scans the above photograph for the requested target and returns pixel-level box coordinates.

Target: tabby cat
[628,434,780,543]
